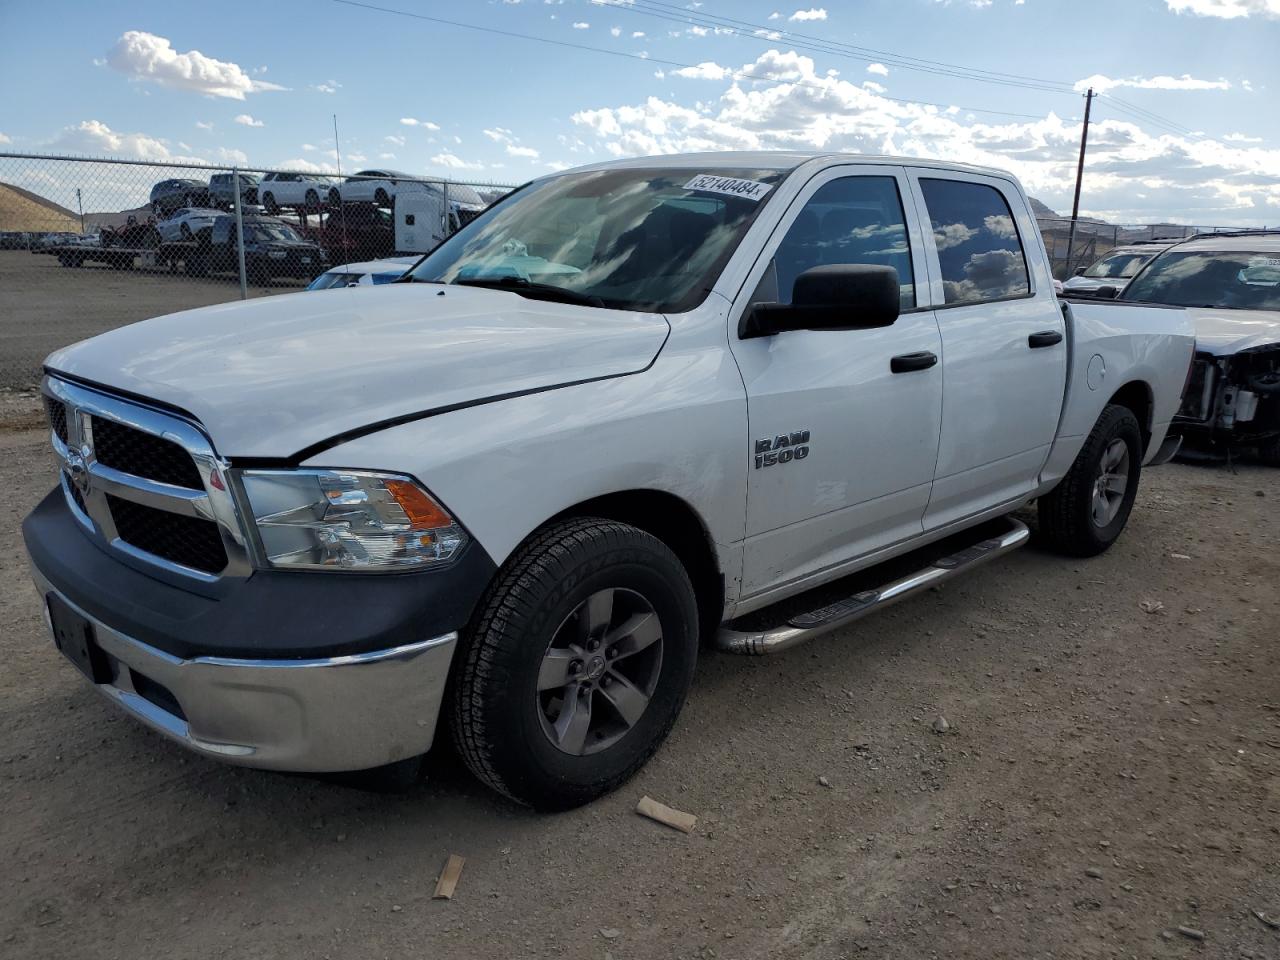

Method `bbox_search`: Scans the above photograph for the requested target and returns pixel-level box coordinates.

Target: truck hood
[1185,308,1280,356]
[46,284,670,459]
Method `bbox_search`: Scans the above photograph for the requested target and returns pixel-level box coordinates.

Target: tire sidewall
[1085,409,1143,549]
[463,529,698,807]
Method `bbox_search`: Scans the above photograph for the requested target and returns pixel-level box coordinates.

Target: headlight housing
[239,469,466,571]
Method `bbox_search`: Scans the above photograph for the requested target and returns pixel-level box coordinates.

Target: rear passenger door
[730,165,943,600]
[907,171,1067,530]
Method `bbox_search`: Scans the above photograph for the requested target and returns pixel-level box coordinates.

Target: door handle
[1028,330,1063,348]
[890,351,938,374]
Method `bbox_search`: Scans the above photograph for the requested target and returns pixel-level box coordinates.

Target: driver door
[729,165,943,601]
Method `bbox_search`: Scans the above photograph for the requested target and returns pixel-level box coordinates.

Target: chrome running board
[716,517,1030,656]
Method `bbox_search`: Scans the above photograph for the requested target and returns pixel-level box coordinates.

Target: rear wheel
[262,192,278,215]
[305,189,320,212]
[450,518,699,810]
[374,188,391,208]
[1038,404,1143,557]
[328,188,342,207]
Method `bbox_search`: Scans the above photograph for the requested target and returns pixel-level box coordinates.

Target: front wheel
[1038,404,1143,557]
[262,192,278,215]
[450,518,699,810]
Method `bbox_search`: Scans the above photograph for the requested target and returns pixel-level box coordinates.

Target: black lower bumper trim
[23,489,495,661]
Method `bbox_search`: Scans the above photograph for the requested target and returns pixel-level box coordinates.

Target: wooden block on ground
[433,854,465,899]
[636,795,697,834]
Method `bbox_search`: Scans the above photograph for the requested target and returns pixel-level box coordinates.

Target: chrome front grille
[43,376,252,580]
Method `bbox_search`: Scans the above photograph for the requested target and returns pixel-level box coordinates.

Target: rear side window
[919,179,1030,305]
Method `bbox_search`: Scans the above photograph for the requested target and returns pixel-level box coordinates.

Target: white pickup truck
[25,153,1195,809]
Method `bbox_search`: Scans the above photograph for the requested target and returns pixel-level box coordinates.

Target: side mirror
[743,264,900,339]
[1093,285,1118,300]
[1074,266,1086,276]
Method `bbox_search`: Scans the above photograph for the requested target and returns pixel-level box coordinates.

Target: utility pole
[1065,87,1094,276]
[75,188,85,235]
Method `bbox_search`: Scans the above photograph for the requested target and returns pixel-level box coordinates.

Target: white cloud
[632,30,646,37]
[384,134,406,146]
[610,26,621,36]
[0,132,12,144]
[275,157,331,173]
[379,151,397,159]
[195,120,214,131]
[104,31,284,100]
[484,127,514,142]
[546,160,572,171]
[1074,73,1231,93]
[673,61,732,80]
[507,144,540,158]
[1166,0,1280,19]
[862,81,886,94]
[569,48,1280,226]
[400,117,441,130]
[768,11,782,19]
[301,143,317,151]
[867,63,889,76]
[789,7,827,20]
[311,80,341,94]
[234,113,264,127]
[48,119,202,164]
[430,152,484,170]
[1224,132,1263,142]
[573,21,590,29]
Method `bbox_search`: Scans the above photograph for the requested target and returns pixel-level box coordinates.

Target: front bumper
[23,489,495,772]
[30,563,456,771]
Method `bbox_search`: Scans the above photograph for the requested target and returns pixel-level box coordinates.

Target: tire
[450,518,699,810]
[305,189,319,212]
[374,188,390,209]
[180,222,192,240]
[1256,436,1280,467]
[262,192,278,215]
[328,188,342,207]
[1038,404,1143,557]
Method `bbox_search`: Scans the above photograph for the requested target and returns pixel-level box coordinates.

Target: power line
[330,0,1049,120]
[606,0,1078,94]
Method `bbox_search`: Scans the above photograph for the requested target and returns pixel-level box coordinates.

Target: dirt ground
[0,250,299,390]
[1,397,1276,958]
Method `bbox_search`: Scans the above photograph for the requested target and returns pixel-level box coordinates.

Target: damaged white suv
[25,153,1194,809]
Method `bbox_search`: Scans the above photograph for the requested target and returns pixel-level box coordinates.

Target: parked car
[328,169,457,209]
[307,255,419,290]
[190,214,326,283]
[24,153,1194,810]
[157,207,223,243]
[259,172,340,214]
[150,178,212,216]
[1063,242,1172,297]
[1119,230,1280,462]
[208,172,260,209]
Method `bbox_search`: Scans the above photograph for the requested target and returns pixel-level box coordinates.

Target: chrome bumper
[30,566,457,773]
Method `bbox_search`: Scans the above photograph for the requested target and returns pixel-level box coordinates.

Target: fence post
[443,179,450,238]
[232,166,248,300]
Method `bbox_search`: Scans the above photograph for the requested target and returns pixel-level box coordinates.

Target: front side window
[1123,250,1280,311]
[1084,251,1154,279]
[764,175,915,310]
[920,179,1030,305]
[406,166,789,313]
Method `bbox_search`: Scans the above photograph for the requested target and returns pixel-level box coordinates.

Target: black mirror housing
[744,264,901,338]
[1093,285,1119,300]
[1074,266,1086,276]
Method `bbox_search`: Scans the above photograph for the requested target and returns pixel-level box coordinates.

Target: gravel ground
[0,250,300,390]
[1,406,1277,959]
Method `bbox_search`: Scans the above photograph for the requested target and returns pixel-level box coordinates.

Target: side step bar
[716,517,1031,656]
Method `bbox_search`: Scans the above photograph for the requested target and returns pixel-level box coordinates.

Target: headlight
[239,469,467,571]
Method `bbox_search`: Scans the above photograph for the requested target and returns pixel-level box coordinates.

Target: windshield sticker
[683,174,772,202]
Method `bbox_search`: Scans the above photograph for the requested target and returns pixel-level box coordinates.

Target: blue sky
[1,0,1277,223]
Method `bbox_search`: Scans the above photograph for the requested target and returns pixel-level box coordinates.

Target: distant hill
[1028,197,1060,219]
[0,182,81,232]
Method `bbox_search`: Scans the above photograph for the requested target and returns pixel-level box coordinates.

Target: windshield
[1123,250,1280,311]
[248,222,303,243]
[406,166,788,312]
[1083,251,1153,279]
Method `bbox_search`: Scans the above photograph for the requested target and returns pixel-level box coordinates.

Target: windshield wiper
[453,276,605,308]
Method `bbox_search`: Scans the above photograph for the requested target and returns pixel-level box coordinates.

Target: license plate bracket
[48,594,112,683]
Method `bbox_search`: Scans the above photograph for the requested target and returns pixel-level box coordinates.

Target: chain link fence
[1037,217,1272,280]
[0,151,515,389]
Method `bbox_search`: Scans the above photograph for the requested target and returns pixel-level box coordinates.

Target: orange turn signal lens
[385,479,453,529]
